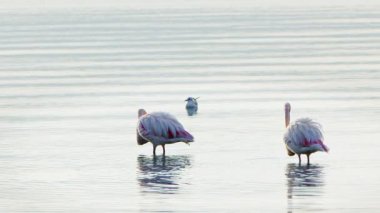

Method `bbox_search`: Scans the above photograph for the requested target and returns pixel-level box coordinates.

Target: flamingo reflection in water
[137,155,192,194]
[286,164,325,213]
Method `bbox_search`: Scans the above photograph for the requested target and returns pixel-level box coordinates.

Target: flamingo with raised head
[283,103,329,165]
[137,109,194,156]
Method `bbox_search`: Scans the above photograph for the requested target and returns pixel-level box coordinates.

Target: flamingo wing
[137,112,194,144]
[284,118,329,152]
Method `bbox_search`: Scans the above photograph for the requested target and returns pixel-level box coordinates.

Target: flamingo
[283,103,329,165]
[185,97,199,115]
[137,109,194,156]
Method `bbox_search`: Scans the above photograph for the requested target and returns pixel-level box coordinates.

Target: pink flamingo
[284,103,329,165]
[137,109,194,156]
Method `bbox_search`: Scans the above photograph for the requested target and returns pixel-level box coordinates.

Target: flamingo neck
[285,110,290,127]
[284,103,291,127]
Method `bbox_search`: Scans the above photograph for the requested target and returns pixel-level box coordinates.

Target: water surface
[0,7,380,212]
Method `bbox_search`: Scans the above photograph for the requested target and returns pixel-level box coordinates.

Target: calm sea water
[0,6,380,212]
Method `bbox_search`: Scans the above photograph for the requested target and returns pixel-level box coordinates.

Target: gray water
[0,6,380,212]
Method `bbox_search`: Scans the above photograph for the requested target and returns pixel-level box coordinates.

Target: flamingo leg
[162,144,166,156]
[153,145,157,156]
[297,154,301,165]
[307,153,310,165]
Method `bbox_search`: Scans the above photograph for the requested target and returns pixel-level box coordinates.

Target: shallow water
[0,6,380,212]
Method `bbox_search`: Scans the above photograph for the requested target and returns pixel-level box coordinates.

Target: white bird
[137,109,194,156]
[185,97,199,116]
[283,103,329,165]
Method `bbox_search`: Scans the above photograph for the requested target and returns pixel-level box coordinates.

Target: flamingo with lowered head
[283,103,329,165]
[137,109,194,156]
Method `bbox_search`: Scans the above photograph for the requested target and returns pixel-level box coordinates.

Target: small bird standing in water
[283,103,329,165]
[185,97,199,116]
[137,109,194,156]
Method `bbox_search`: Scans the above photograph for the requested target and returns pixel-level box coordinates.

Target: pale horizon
[1,0,380,10]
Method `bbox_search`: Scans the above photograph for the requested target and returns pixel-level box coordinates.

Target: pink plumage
[283,103,329,165]
[137,109,194,156]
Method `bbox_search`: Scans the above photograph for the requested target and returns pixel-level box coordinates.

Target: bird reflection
[286,163,325,213]
[137,155,192,194]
